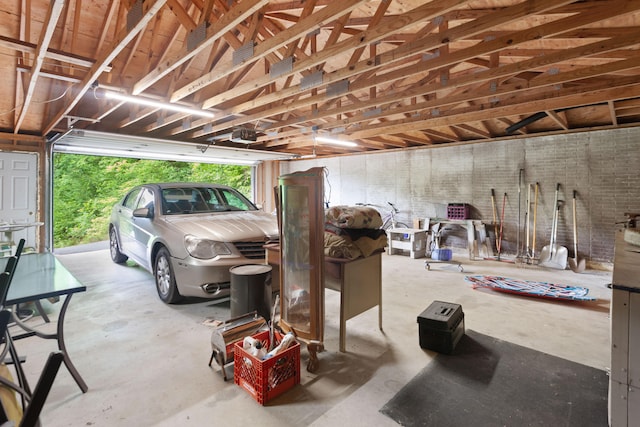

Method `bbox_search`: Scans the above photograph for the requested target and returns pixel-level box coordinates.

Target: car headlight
[184,235,232,259]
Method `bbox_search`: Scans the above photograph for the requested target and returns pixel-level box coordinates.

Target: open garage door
[51,130,294,165]
[47,130,289,251]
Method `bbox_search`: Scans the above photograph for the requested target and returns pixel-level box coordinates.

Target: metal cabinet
[610,228,640,427]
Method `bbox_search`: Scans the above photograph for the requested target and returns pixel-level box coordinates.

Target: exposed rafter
[1,0,640,157]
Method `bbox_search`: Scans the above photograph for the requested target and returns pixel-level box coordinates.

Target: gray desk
[324,251,383,352]
[1,252,88,393]
[266,245,383,353]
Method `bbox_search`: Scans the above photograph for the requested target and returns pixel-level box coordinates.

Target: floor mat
[380,330,608,427]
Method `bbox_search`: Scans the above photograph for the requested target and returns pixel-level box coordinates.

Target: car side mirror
[133,207,153,218]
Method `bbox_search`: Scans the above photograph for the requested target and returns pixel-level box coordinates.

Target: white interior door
[0,152,39,251]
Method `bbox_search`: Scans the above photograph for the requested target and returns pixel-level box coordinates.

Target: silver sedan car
[109,183,279,303]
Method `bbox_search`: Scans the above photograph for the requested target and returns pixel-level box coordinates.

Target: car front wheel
[109,227,128,264]
[154,247,181,303]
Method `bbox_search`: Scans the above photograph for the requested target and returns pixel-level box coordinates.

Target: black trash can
[230,264,273,321]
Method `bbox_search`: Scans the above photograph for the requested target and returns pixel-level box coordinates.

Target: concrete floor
[12,245,612,426]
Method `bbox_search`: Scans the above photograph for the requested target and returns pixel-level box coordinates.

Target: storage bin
[447,203,470,220]
[234,330,300,405]
[230,264,272,320]
[417,301,465,354]
[431,248,452,261]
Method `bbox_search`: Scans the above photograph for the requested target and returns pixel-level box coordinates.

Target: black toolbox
[417,301,465,354]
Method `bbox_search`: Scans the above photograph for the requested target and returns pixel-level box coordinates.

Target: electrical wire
[0,84,74,116]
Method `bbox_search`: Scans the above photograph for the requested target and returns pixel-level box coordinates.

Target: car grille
[234,241,267,259]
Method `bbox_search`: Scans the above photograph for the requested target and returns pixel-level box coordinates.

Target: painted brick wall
[281,127,640,263]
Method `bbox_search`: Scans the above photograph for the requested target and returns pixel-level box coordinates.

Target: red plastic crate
[234,330,300,405]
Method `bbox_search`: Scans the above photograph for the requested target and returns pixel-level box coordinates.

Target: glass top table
[1,252,88,393]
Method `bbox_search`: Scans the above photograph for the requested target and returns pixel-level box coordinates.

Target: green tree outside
[53,154,251,248]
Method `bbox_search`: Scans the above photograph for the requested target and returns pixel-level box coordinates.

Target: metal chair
[0,239,23,370]
[0,243,32,409]
[1,239,25,300]
[2,240,49,324]
[0,309,64,427]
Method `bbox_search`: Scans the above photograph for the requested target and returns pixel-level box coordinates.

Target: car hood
[163,211,279,241]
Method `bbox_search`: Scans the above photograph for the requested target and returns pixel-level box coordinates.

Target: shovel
[539,183,568,269]
[568,190,586,273]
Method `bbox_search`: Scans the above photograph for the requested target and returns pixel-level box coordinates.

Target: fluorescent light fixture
[315,136,358,147]
[104,91,214,118]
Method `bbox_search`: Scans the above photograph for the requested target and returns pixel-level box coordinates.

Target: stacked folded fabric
[324,206,388,259]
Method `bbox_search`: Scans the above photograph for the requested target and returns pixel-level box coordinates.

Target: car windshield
[161,186,256,215]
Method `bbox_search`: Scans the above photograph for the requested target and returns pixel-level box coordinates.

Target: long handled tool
[497,192,507,260]
[491,189,498,255]
[568,190,586,273]
[539,183,568,269]
[516,169,524,259]
[525,184,531,260]
[532,182,539,261]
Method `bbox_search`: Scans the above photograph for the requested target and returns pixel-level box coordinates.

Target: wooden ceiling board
[1,0,640,155]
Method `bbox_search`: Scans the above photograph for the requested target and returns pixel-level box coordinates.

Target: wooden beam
[44,0,169,135]
[0,132,43,143]
[497,118,525,135]
[152,9,183,72]
[171,0,364,102]
[615,106,640,118]
[58,0,73,65]
[545,110,568,130]
[320,69,640,140]
[422,129,458,142]
[262,30,640,136]
[119,31,146,84]
[14,0,65,132]
[0,37,114,71]
[133,0,269,95]
[201,0,471,109]
[70,0,83,58]
[166,0,197,31]
[200,0,214,25]
[395,133,432,145]
[349,76,640,139]
[453,123,492,138]
[346,0,391,68]
[615,98,640,109]
[96,0,119,57]
[197,0,575,132]
[16,64,82,83]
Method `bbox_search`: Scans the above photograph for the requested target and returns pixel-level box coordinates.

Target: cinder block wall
[281,127,640,263]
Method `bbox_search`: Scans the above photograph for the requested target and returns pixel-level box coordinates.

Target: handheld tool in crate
[234,330,301,405]
[208,311,267,381]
